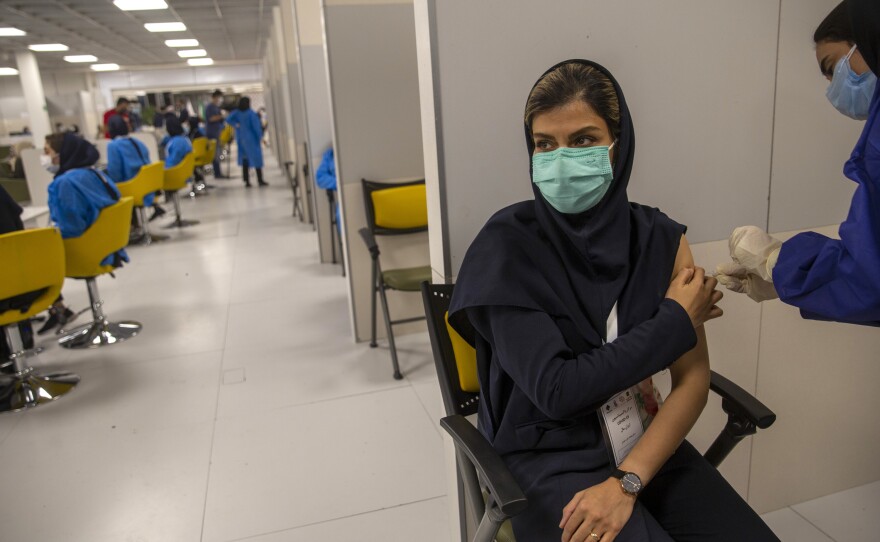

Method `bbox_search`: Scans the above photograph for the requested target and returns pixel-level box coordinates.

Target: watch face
[621,473,642,494]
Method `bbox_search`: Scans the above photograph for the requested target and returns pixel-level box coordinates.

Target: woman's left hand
[560,478,635,542]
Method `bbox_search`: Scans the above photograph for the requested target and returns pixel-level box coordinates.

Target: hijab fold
[849,0,880,76]
[56,133,99,178]
[449,59,684,348]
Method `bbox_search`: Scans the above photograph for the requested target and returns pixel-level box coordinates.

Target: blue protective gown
[773,88,880,325]
[315,147,339,229]
[47,168,129,267]
[106,136,153,206]
[225,109,264,168]
[164,135,192,168]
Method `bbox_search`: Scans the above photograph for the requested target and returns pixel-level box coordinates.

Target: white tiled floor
[2,152,878,541]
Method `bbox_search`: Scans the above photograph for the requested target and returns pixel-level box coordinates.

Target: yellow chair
[162,152,199,228]
[116,162,166,245]
[188,139,211,197]
[0,228,79,412]
[358,178,431,380]
[58,197,142,349]
[218,124,234,177]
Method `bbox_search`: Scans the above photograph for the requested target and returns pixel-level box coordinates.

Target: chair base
[0,367,80,413]
[163,218,200,228]
[58,320,142,349]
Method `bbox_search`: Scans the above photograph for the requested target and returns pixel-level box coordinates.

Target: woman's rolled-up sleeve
[469,300,697,420]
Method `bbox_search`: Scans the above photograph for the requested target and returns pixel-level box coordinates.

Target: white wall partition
[323,0,426,343]
[415,0,878,517]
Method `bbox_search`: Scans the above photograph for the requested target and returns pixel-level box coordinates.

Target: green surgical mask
[532,143,614,214]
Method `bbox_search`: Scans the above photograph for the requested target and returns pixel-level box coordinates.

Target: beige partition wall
[323,0,426,343]
[415,0,877,518]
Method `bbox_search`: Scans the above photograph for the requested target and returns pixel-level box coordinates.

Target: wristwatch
[611,468,642,496]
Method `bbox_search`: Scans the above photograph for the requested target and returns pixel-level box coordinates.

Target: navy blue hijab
[449,59,684,347]
[56,133,99,178]
[850,0,880,76]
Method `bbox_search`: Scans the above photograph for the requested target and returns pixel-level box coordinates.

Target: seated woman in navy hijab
[105,114,165,221]
[163,117,192,169]
[448,61,776,542]
[45,132,127,268]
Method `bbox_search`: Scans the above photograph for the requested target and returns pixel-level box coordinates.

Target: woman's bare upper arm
[672,234,695,282]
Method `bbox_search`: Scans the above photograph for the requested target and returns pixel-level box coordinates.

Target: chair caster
[369,342,378,348]
[0,368,80,413]
[392,371,403,380]
[164,218,200,229]
[58,320,142,349]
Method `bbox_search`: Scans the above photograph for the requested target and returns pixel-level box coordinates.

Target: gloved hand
[715,262,779,302]
[727,226,782,281]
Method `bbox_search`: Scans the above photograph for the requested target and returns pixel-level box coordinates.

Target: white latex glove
[728,226,782,282]
[715,262,779,302]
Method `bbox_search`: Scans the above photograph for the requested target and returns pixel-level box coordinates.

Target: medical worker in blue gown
[717,0,880,326]
[46,132,128,268]
[225,97,267,188]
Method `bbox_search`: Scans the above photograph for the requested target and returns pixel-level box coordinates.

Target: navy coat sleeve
[469,299,697,420]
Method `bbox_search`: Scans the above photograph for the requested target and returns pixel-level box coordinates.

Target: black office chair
[421,282,777,542]
[358,178,431,380]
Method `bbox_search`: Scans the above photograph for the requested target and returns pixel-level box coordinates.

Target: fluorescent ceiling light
[187,58,214,66]
[177,49,206,58]
[114,0,168,10]
[91,63,120,72]
[28,43,69,52]
[144,22,186,32]
[165,39,199,47]
[64,55,98,63]
[0,68,19,76]
[0,28,26,37]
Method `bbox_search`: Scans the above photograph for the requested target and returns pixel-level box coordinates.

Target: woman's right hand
[665,267,723,328]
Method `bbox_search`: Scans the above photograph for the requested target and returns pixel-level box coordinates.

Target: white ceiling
[0,0,280,71]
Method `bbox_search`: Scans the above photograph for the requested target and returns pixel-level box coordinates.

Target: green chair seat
[382,265,432,291]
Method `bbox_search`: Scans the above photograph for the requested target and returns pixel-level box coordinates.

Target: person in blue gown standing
[225,97,267,188]
[46,132,128,268]
[717,0,880,326]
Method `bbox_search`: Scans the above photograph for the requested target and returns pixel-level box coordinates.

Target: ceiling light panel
[0,68,19,76]
[114,0,169,10]
[64,55,98,63]
[187,58,214,66]
[0,28,26,37]
[177,49,207,58]
[28,44,69,52]
[144,22,186,32]
[91,64,121,72]
[165,39,199,47]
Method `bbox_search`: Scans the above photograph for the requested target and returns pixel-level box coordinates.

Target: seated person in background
[1,141,34,179]
[187,116,206,140]
[106,115,166,221]
[103,97,130,139]
[164,117,192,168]
[448,60,777,541]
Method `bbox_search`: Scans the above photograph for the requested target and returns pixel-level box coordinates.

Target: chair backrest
[362,178,428,236]
[219,124,234,144]
[421,282,481,418]
[0,228,65,324]
[116,162,164,205]
[20,148,53,206]
[131,132,159,164]
[192,138,209,166]
[164,152,195,191]
[63,197,134,278]
[206,139,217,157]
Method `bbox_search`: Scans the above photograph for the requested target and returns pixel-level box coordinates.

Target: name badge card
[599,388,644,467]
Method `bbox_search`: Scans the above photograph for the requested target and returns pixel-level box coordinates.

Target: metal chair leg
[378,284,403,380]
[0,324,79,412]
[164,192,199,228]
[57,277,142,349]
[370,262,379,348]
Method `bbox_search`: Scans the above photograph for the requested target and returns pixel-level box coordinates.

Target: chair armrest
[709,370,776,429]
[441,415,528,518]
[358,227,379,259]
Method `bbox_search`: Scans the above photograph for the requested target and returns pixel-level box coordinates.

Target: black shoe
[55,308,77,334]
[258,181,268,187]
[149,206,167,222]
[37,311,60,335]
[244,182,252,188]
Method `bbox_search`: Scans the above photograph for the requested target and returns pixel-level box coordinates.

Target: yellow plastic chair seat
[371,184,428,230]
[116,162,164,207]
[219,124,234,145]
[164,152,195,191]
[192,139,212,167]
[381,265,432,292]
[64,197,134,279]
[0,228,64,325]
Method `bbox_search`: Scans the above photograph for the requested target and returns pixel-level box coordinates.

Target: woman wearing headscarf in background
[717,0,880,326]
[448,60,776,541]
[225,97,267,188]
[106,114,166,222]
[164,116,192,169]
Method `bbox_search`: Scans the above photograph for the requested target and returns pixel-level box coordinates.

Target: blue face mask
[826,45,877,120]
[532,143,614,214]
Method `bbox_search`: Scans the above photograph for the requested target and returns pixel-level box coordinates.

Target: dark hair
[814,1,854,44]
[525,63,620,140]
[238,96,250,111]
[108,114,129,137]
[45,133,65,153]
[116,97,130,106]
[212,89,223,98]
